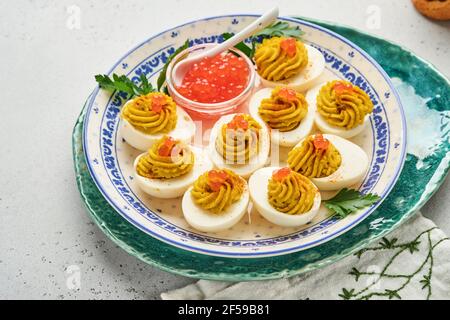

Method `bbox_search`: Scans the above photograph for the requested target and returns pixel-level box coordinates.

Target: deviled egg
[134,136,212,198]
[306,80,374,138]
[249,167,321,227]
[249,87,315,147]
[121,92,196,151]
[287,133,369,191]
[182,169,250,232]
[254,37,325,92]
[208,113,270,178]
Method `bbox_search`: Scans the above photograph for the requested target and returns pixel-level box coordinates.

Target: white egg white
[306,81,369,139]
[133,146,212,199]
[249,88,316,147]
[120,100,196,151]
[249,167,321,227]
[182,178,250,232]
[259,45,325,93]
[319,190,340,201]
[294,134,369,191]
[208,113,270,179]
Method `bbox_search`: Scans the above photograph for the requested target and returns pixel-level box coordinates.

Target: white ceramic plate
[83,15,406,258]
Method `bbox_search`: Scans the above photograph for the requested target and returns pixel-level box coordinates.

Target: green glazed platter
[73,16,449,280]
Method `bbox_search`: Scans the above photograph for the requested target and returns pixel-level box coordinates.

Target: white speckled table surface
[0,0,448,300]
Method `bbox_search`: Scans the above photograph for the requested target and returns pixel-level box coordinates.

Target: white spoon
[172,7,279,87]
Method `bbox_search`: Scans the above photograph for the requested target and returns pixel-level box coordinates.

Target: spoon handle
[205,6,279,57]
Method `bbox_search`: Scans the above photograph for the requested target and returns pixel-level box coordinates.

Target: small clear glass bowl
[166,44,256,118]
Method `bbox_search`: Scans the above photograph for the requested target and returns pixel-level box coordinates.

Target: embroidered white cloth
[161,213,450,300]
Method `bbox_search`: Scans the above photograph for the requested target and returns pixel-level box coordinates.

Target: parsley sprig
[222,32,256,58]
[157,39,190,92]
[95,73,155,98]
[324,188,381,219]
[222,21,304,59]
[95,40,189,97]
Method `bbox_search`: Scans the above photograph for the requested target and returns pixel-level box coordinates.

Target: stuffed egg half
[121,92,196,151]
[255,37,325,92]
[208,113,270,179]
[249,87,315,147]
[134,136,212,198]
[249,167,321,227]
[307,80,373,139]
[287,134,369,191]
[182,169,250,232]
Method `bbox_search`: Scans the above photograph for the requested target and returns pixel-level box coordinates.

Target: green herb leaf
[139,73,155,95]
[157,39,190,91]
[249,40,257,59]
[222,32,253,57]
[253,21,304,40]
[95,73,155,98]
[324,188,381,219]
[95,74,132,96]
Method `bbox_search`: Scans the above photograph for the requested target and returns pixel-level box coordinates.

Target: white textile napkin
[162,212,450,300]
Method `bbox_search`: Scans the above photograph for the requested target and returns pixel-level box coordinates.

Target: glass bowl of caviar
[166,44,256,118]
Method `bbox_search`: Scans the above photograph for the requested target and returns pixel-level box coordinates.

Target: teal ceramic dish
[73,17,449,280]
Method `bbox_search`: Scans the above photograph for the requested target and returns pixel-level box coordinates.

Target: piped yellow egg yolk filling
[191,170,244,213]
[317,80,374,130]
[215,114,261,164]
[254,37,308,81]
[287,134,342,178]
[258,87,308,132]
[136,136,194,179]
[268,167,316,215]
[121,92,177,134]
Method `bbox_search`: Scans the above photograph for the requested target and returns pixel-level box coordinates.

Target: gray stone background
[0,0,448,299]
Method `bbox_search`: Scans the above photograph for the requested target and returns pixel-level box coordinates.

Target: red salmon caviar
[151,94,166,113]
[280,38,297,57]
[158,137,177,157]
[278,87,297,101]
[313,134,330,151]
[227,114,249,130]
[177,52,250,104]
[207,170,229,192]
[272,167,291,181]
[333,81,354,95]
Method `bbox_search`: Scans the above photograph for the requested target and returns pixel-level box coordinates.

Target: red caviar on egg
[157,136,177,157]
[313,134,330,151]
[280,38,298,58]
[227,114,249,131]
[177,52,250,104]
[272,167,292,182]
[333,81,354,95]
[207,170,229,192]
[278,87,298,101]
[151,94,167,113]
